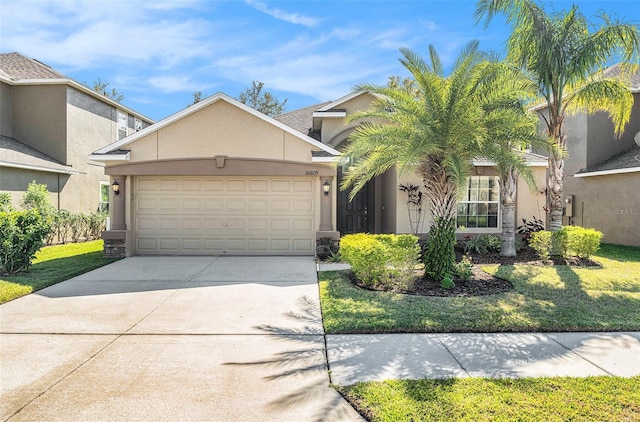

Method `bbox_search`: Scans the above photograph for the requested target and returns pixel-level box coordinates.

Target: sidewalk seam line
[435,334,471,377]
[543,333,615,376]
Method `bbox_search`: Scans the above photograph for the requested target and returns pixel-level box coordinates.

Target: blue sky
[1,0,638,121]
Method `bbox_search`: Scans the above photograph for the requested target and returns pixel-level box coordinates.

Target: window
[117,110,128,140]
[134,117,142,131]
[99,182,110,213]
[457,176,499,229]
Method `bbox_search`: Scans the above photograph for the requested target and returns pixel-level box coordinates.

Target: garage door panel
[135,176,316,255]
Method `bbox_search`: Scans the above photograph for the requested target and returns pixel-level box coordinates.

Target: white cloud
[245,0,319,27]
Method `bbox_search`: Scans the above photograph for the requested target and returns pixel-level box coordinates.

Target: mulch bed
[347,246,601,298]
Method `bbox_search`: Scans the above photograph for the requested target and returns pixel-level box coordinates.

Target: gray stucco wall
[0,166,65,210]
[11,84,68,163]
[0,82,12,137]
[571,172,640,247]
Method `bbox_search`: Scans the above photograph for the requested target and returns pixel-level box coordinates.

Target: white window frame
[117,110,128,140]
[134,117,142,131]
[456,176,501,232]
[99,182,111,230]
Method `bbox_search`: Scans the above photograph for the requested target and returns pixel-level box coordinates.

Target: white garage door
[134,176,316,255]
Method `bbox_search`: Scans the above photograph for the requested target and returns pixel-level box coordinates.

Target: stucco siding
[516,166,547,226]
[571,173,640,247]
[157,101,288,161]
[125,100,317,164]
[65,87,116,213]
[0,166,64,210]
[0,82,12,137]
[11,85,67,163]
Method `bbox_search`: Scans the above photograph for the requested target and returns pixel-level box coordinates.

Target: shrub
[20,181,54,215]
[441,274,455,289]
[455,254,473,281]
[529,230,552,261]
[529,226,603,261]
[0,193,13,213]
[423,217,456,282]
[340,233,420,288]
[564,226,603,259]
[516,216,545,242]
[462,234,501,255]
[0,210,52,274]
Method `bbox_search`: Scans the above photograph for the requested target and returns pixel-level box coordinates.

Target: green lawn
[338,376,640,421]
[320,243,640,333]
[0,240,119,304]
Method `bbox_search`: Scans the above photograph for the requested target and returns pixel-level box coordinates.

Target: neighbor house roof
[575,144,640,177]
[0,52,154,123]
[0,52,67,80]
[0,136,81,175]
[602,63,640,92]
[90,93,341,161]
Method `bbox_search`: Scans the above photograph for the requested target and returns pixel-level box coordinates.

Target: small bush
[0,193,14,213]
[0,210,52,274]
[455,254,473,281]
[529,226,603,261]
[564,226,603,259]
[463,234,501,255]
[516,216,545,241]
[441,274,455,289]
[529,231,552,261]
[21,181,54,215]
[340,233,420,288]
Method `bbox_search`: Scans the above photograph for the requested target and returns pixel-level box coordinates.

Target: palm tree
[340,42,536,280]
[479,69,550,256]
[475,0,640,231]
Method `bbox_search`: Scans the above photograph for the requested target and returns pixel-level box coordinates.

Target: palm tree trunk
[421,161,458,281]
[547,152,564,232]
[547,112,566,232]
[500,168,517,257]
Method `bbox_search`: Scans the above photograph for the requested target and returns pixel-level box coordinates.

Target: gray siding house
[0,52,153,214]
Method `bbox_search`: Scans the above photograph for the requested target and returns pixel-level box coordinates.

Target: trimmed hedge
[530,226,603,260]
[0,210,52,274]
[340,233,420,288]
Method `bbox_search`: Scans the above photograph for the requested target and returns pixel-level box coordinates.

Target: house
[0,52,153,215]
[561,64,640,247]
[92,91,547,257]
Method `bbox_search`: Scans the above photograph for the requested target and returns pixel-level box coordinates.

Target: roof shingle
[0,52,67,81]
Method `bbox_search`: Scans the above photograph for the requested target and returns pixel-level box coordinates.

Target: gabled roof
[0,135,81,175]
[575,144,640,177]
[90,93,341,159]
[0,52,67,80]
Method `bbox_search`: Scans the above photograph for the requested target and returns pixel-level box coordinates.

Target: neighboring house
[92,91,547,257]
[0,52,153,215]
[560,64,640,247]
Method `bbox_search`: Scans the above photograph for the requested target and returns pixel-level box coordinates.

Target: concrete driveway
[0,256,362,421]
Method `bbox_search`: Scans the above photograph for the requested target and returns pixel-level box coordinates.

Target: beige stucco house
[0,52,153,214]
[92,91,548,257]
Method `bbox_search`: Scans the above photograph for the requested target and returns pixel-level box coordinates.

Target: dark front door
[337,167,375,234]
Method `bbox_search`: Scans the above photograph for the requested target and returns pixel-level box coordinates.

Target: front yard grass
[319,243,640,333]
[0,240,118,304]
[338,376,640,421]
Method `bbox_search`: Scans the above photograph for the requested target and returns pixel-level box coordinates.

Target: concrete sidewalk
[326,332,640,386]
[0,256,362,422]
